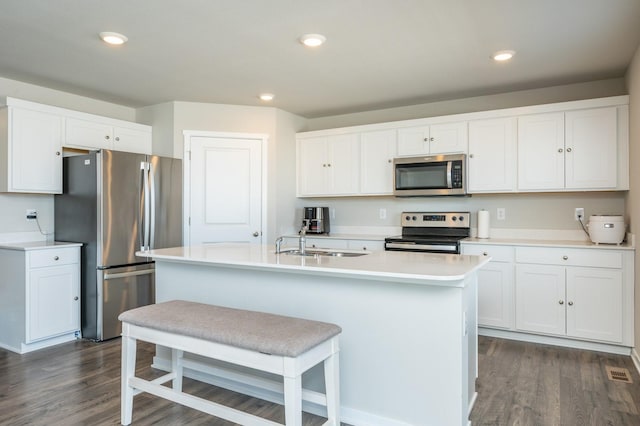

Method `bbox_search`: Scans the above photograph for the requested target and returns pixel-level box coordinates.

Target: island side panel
[154,259,474,426]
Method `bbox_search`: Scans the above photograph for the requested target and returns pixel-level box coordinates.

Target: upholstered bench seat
[119,300,341,426]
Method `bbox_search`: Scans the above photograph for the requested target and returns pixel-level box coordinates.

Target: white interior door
[185,133,265,245]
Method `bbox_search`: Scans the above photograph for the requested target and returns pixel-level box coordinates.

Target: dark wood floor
[471,336,640,425]
[1,336,640,425]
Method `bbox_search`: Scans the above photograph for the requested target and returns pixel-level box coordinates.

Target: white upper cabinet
[297,134,360,197]
[467,117,517,192]
[295,95,628,197]
[518,107,618,191]
[360,129,396,195]
[397,121,467,156]
[0,105,63,194]
[65,117,152,154]
[518,112,565,190]
[564,107,617,189]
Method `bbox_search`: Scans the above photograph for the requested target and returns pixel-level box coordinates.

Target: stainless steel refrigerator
[55,150,182,341]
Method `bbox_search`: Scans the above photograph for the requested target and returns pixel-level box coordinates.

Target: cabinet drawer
[28,247,79,268]
[461,244,514,262]
[515,247,622,269]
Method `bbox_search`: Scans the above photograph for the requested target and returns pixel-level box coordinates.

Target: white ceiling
[1,0,639,118]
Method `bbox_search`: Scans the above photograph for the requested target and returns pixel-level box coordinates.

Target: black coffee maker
[303,207,330,234]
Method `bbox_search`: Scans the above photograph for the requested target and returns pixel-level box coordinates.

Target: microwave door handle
[446,161,453,188]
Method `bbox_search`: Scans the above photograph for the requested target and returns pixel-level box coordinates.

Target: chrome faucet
[299,222,309,254]
[275,236,285,254]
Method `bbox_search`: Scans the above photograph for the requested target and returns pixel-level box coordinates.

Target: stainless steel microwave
[393,154,466,197]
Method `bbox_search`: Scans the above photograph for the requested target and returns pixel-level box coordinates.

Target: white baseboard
[152,355,412,426]
[479,328,632,356]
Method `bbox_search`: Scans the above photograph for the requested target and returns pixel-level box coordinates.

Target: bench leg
[121,334,137,425]
[283,375,302,426]
[171,348,184,391]
[324,351,340,425]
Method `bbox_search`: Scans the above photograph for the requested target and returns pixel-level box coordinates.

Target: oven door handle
[385,242,458,252]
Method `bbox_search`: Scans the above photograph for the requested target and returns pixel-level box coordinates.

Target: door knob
[253,232,259,237]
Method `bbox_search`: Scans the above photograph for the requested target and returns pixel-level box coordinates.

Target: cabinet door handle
[253,231,259,237]
[559,300,564,305]
[568,301,574,306]
[423,137,429,142]
[327,163,331,167]
[56,151,61,156]
[430,137,434,141]
[74,296,79,301]
[388,159,392,163]
[115,137,120,141]
[483,252,488,256]
[469,154,474,158]
[562,255,568,260]
[54,256,59,261]
[566,148,572,153]
[558,148,563,153]
[105,135,110,140]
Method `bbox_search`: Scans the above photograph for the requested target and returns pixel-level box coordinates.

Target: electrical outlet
[379,208,387,219]
[575,207,585,221]
[26,209,37,220]
[496,208,506,221]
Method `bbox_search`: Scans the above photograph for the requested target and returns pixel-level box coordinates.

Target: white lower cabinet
[281,236,384,252]
[515,247,627,344]
[461,244,514,329]
[0,244,81,353]
[28,262,80,342]
[462,242,633,349]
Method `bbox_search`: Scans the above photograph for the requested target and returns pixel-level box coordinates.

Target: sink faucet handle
[275,236,285,254]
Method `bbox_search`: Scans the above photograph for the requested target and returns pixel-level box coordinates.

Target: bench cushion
[118,300,341,357]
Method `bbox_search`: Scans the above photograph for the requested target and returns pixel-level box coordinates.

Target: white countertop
[140,244,491,287]
[0,241,82,251]
[462,237,634,250]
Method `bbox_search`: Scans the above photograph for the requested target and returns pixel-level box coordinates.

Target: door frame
[182,130,268,246]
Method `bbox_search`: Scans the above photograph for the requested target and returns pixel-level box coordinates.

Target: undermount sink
[280,249,369,257]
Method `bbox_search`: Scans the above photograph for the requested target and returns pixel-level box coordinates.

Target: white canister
[477,210,490,239]
[587,215,625,244]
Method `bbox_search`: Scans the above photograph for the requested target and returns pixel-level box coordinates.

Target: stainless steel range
[384,212,470,254]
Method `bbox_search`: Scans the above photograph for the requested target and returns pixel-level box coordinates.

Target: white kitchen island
[141,243,489,426]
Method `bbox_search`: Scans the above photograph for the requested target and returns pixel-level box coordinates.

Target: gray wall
[624,44,640,357]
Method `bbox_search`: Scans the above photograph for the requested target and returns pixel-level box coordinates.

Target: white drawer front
[28,247,79,268]
[515,247,622,269]
[461,244,514,263]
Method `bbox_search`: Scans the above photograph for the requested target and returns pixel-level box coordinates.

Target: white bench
[119,300,341,425]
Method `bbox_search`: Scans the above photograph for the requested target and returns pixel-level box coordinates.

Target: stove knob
[459,216,464,221]
[412,216,417,221]
[405,215,411,221]
[452,216,457,221]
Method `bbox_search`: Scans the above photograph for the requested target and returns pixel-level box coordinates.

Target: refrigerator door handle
[149,161,156,249]
[139,162,146,251]
[142,161,151,251]
[103,269,154,280]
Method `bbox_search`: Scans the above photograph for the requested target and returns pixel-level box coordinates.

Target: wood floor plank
[3,336,640,425]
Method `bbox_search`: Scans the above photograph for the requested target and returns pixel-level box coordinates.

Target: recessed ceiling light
[259,93,274,101]
[99,32,128,45]
[493,50,515,61]
[299,34,326,47]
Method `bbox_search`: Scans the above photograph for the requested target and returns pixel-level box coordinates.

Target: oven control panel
[401,212,470,228]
